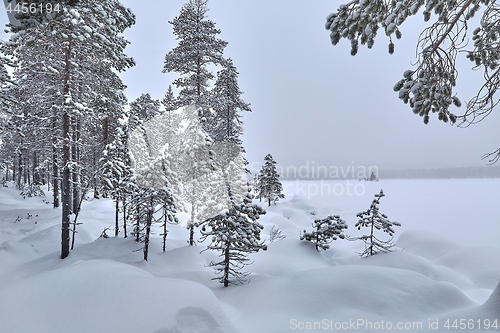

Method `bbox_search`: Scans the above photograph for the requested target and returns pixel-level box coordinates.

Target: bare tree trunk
[61,111,71,259]
[135,203,140,242]
[12,159,16,185]
[162,211,168,252]
[16,153,22,188]
[123,196,127,238]
[61,37,72,260]
[24,155,29,186]
[115,199,119,237]
[32,151,39,185]
[103,117,109,147]
[72,116,81,214]
[52,111,60,208]
[223,243,230,287]
[143,197,153,261]
[189,206,195,246]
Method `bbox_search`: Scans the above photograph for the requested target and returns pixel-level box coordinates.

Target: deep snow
[0,179,499,333]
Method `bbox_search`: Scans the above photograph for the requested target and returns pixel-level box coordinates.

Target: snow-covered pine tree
[2,0,136,259]
[300,215,348,251]
[198,184,267,287]
[211,58,251,149]
[85,60,130,199]
[1,27,60,202]
[196,168,232,221]
[353,190,401,257]
[101,115,137,237]
[128,155,177,261]
[163,0,227,135]
[129,93,161,122]
[128,111,180,257]
[177,105,214,246]
[0,51,16,112]
[256,154,285,206]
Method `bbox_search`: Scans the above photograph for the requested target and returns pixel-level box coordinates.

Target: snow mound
[250,238,329,277]
[0,259,239,333]
[224,265,476,333]
[353,250,474,289]
[396,230,464,260]
[483,280,500,316]
[435,246,500,289]
[428,281,500,333]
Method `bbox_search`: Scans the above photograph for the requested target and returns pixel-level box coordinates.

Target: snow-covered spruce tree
[325,1,500,161]
[300,215,348,251]
[162,0,227,135]
[129,93,161,122]
[3,0,135,259]
[353,190,401,257]
[198,184,267,287]
[211,58,251,149]
[255,154,285,206]
[162,85,178,112]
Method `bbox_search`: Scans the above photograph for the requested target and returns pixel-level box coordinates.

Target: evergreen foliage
[163,0,227,128]
[211,58,251,148]
[198,185,267,287]
[353,190,401,257]
[255,154,285,206]
[300,215,347,251]
[128,156,178,260]
[0,0,135,259]
[129,93,161,122]
[326,1,500,163]
[162,85,178,112]
[100,115,138,237]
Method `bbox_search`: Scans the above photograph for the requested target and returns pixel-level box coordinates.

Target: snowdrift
[0,179,499,332]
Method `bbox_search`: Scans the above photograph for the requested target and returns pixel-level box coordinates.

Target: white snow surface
[0,179,499,333]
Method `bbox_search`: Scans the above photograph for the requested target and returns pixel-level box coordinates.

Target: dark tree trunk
[6,161,10,181]
[189,224,195,246]
[123,197,127,238]
[52,111,60,208]
[370,219,374,256]
[61,111,71,259]
[32,151,39,185]
[162,204,169,252]
[223,243,230,287]
[143,198,153,261]
[115,199,119,237]
[12,159,16,185]
[103,117,109,147]
[61,37,72,260]
[24,155,29,185]
[72,116,81,214]
[16,154,22,188]
[135,203,140,242]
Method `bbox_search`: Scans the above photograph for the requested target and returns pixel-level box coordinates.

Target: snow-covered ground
[0,179,499,333]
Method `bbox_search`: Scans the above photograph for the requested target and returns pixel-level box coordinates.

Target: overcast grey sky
[2,1,498,171]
